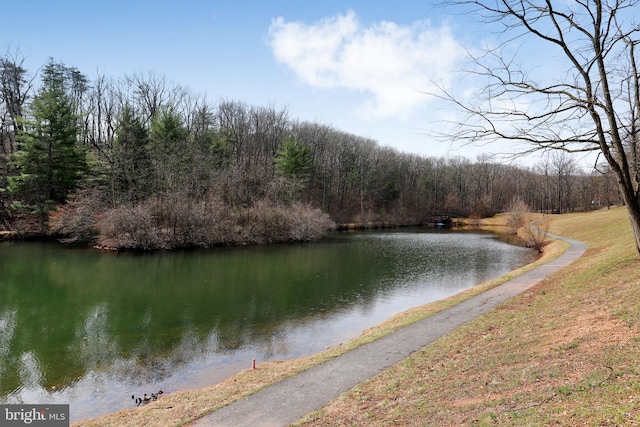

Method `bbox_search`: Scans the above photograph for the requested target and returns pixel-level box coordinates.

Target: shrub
[49,189,103,243]
[519,218,549,253]
[97,203,166,250]
[94,195,335,250]
[237,200,335,244]
[505,197,530,234]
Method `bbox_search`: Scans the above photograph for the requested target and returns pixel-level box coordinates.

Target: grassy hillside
[296,207,640,426]
[74,207,639,426]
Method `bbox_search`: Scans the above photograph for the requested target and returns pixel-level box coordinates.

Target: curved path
[191,234,586,427]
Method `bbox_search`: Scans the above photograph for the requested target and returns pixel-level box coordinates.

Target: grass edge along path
[74,214,570,427]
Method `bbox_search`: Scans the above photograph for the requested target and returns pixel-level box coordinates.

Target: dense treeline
[0,54,623,249]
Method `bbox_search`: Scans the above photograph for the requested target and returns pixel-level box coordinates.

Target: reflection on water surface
[0,229,535,420]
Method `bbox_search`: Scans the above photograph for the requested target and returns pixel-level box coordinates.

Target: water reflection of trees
[0,234,535,401]
[0,309,17,379]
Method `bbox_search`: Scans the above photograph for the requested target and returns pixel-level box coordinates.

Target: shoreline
[193,232,584,426]
[72,218,562,426]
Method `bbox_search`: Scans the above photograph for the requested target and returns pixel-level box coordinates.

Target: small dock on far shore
[431,214,453,228]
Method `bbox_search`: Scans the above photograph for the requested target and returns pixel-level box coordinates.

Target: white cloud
[268,10,464,119]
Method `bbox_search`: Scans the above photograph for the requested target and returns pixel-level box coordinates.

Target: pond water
[0,229,536,420]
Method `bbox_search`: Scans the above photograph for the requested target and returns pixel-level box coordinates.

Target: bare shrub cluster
[504,197,549,253]
[237,200,335,244]
[49,189,103,243]
[520,219,549,254]
[505,197,530,235]
[97,203,165,250]
[66,192,335,250]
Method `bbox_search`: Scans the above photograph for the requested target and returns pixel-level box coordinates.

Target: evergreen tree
[274,136,312,203]
[112,106,151,202]
[150,108,190,193]
[7,60,87,232]
[275,136,311,180]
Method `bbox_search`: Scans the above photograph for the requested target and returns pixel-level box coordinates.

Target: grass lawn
[74,207,640,426]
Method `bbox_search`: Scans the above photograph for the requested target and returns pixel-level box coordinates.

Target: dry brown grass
[74,209,635,427]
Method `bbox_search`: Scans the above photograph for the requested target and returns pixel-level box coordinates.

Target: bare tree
[505,197,529,234]
[84,72,118,160]
[124,72,176,125]
[550,151,577,213]
[0,49,35,154]
[442,0,640,253]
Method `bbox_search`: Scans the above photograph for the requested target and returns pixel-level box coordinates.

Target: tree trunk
[626,205,640,255]
[618,182,640,254]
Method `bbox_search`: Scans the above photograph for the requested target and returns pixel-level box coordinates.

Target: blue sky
[1,1,577,165]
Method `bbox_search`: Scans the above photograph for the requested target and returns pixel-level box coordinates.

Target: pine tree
[7,60,87,232]
[275,136,311,180]
[112,106,151,203]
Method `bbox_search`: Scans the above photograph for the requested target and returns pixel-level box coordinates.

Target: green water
[0,229,536,419]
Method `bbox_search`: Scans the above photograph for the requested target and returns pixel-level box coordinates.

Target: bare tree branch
[437,0,640,253]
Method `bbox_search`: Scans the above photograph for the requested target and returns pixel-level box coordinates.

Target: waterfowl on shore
[132,390,164,406]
